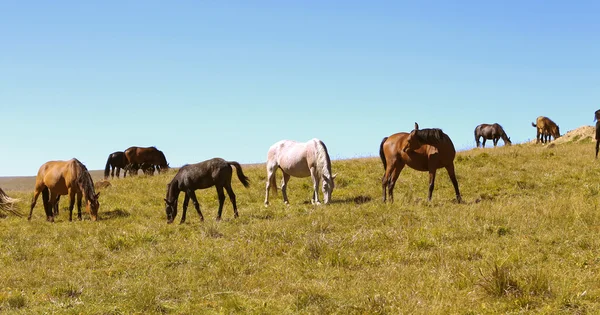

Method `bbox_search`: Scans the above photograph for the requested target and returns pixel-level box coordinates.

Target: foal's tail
[104,154,112,179]
[227,161,250,188]
[379,137,388,170]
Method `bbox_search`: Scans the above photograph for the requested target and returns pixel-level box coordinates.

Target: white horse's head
[322,173,337,204]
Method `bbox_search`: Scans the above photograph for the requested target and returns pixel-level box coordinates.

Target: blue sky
[1,1,599,176]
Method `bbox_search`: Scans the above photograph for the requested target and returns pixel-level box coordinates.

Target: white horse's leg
[264,160,277,206]
[309,168,321,205]
[281,172,291,205]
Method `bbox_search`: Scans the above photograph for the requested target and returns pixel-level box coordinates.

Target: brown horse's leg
[427,170,437,202]
[68,192,76,222]
[596,140,599,159]
[77,193,83,220]
[46,191,58,223]
[281,172,291,205]
[387,163,404,203]
[381,162,392,202]
[493,137,498,147]
[180,194,189,224]
[53,196,60,216]
[225,184,238,218]
[446,164,462,203]
[187,190,204,222]
[215,185,226,221]
[482,138,486,148]
[29,187,44,220]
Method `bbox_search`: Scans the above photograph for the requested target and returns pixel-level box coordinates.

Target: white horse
[265,139,336,206]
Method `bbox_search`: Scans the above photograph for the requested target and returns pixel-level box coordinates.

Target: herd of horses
[4,114,599,223]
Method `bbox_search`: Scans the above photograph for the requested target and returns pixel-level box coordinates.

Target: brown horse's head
[164,198,177,223]
[87,193,100,221]
[552,125,560,139]
[403,122,422,152]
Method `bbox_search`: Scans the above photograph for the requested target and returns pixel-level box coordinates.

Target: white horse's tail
[0,188,22,217]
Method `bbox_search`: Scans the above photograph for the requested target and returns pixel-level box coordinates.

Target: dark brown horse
[595,110,600,158]
[164,158,250,223]
[29,159,100,222]
[474,123,512,148]
[380,123,461,203]
[104,151,129,179]
[124,146,169,173]
[532,116,560,144]
[0,187,21,217]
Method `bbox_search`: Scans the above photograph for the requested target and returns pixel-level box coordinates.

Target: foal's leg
[187,190,204,222]
[281,172,291,205]
[180,194,189,224]
[215,186,226,221]
[225,183,239,218]
[309,168,320,205]
[446,164,462,203]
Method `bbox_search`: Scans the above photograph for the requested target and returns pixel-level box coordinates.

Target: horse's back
[268,139,313,177]
[175,158,229,189]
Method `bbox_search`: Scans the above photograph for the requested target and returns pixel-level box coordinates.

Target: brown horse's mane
[73,159,97,202]
[414,128,449,145]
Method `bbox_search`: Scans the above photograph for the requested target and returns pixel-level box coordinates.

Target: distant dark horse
[164,158,250,223]
[380,123,461,203]
[124,146,169,173]
[532,116,560,144]
[104,151,129,179]
[474,123,512,148]
[595,110,600,158]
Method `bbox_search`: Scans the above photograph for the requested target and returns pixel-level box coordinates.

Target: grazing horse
[124,146,169,173]
[0,187,21,217]
[29,159,100,222]
[104,151,129,179]
[164,158,250,223]
[380,123,462,203]
[595,110,600,158]
[532,116,560,144]
[265,139,336,206]
[474,123,512,148]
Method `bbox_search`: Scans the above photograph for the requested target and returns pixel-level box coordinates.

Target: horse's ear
[414,122,419,130]
[95,193,100,199]
[164,198,169,204]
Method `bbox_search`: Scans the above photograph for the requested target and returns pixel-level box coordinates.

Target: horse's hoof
[167,220,173,224]
[27,216,32,221]
[179,221,185,225]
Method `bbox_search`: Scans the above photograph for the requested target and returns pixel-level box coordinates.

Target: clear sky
[1,1,599,176]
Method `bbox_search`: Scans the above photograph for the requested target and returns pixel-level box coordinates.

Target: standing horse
[532,116,560,144]
[124,146,169,173]
[29,159,100,222]
[474,123,512,148]
[265,139,336,206]
[0,187,21,217]
[380,123,461,203]
[164,158,250,223]
[104,151,129,179]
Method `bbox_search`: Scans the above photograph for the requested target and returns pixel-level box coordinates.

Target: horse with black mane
[104,151,129,179]
[380,123,461,203]
[124,146,169,174]
[595,110,600,158]
[29,158,100,222]
[164,158,250,223]
[474,123,511,148]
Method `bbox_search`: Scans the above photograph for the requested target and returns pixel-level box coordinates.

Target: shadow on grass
[102,208,131,220]
[302,195,373,205]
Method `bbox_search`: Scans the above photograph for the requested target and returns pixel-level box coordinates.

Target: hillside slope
[1,138,600,313]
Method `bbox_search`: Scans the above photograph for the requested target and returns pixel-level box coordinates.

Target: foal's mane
[73,159,97,201]
[413,128,448,145]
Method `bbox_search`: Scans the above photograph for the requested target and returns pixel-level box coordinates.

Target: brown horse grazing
[104,151,129,179]
[595,110,600,158]
[124,146,169,173]
[380,123,462,203]
[474,123,512,148]
[0,187,21,217]
[532,116,560,144]
[164,158,250,223]
[29,159,100,222]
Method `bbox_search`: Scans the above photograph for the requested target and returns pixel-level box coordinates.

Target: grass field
[1,138,600,314]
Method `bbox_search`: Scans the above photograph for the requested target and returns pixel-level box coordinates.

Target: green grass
[2,142,600,313]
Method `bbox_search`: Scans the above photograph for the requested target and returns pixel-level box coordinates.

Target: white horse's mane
[313,139,332,180]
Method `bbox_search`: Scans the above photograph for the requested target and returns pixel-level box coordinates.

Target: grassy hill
[1,135,600,313]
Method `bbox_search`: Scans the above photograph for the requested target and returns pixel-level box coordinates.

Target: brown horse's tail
[104,154,112,179]
[379,137,388,170]
[227,161,250,188]
[531,122,537,128]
